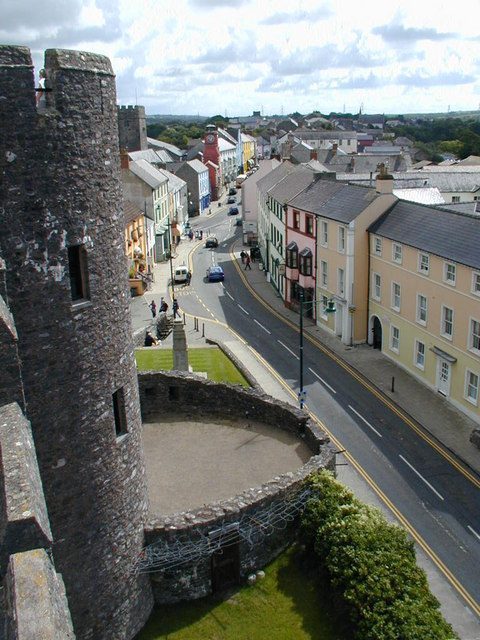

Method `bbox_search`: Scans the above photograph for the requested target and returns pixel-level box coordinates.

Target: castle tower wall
[0,46,152,639]
[118,105,148,152]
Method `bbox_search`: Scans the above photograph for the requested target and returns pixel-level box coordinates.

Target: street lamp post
[298,290,336,409]
[167,219,175,301]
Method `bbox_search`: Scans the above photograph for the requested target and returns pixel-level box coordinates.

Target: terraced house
[368,202,480,423]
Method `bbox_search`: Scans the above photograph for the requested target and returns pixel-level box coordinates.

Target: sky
[2,0,480,117]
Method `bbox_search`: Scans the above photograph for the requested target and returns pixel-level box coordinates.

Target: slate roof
[147,137,184,157]
[294,129,357,140]
[128,149,170,164]
[158,169,186,191]
[268,166,316,203]
[369,200,480,269]
[337,171,480,193]
[218,137,236,152]
[187,159,209,174]
[129,159,168,189]
[257,160,297,195]
[123,200,144,225]
[289,181,377,222]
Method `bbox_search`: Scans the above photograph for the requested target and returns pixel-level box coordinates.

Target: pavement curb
[205,337,262,391]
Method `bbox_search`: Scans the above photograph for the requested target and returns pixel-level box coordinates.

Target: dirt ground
[142,414,311,516]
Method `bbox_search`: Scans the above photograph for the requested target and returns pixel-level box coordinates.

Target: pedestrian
[149,300,157,318]
[199,230,203,240]
[240,250,246,264]
[188,230,194,241]
[185,270,192,286]
[160,298,169,313]
[172,298,180,318]
[144,331,158,347]
[244,254,251,270]
[250,248,255,263]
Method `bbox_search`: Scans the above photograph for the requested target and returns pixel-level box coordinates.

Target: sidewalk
[129,221,480,637]
[130,220,480,477]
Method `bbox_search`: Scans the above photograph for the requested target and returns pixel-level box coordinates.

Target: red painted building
[203,125,222,200]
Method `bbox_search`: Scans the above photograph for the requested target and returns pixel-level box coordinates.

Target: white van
[174,265,188,283]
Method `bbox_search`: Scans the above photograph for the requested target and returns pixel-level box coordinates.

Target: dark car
[228,188,237,195]
[228,206,239,215]
[206,265,225,282]
[227,196,236,204]
[205,236,218,248]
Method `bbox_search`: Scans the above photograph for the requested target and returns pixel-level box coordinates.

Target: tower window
[68,244,90,302]
[112,388,128,437]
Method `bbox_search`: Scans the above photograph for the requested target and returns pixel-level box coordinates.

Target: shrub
[301,472,457,640]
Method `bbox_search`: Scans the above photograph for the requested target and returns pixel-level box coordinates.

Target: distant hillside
[147,114,208,124]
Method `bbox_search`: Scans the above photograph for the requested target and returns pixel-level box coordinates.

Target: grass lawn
[136,546,345,640]
[135,347,250,387]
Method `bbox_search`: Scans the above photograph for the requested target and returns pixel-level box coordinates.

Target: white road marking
[237,304,249,315]
[225,290,234,301]
[277,340,299,359]
[399,455,445,501]
[254,319,271,334]
[308,368,336,394]
[467,525,480,542]
[348,405,383,437]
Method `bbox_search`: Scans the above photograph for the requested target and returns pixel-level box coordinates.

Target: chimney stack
[120,149,129,170]
[310,149,317,161]
[375,162,393,194]
[332,143,338,155]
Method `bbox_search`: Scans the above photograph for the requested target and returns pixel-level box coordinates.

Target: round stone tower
[0,46,152,639]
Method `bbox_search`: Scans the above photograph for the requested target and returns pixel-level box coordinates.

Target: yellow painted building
[369,200,480,424]
[241,133,256,173]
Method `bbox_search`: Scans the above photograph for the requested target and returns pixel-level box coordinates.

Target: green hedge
[301,472,457,640]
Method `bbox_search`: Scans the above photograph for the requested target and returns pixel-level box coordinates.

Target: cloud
[372,24,456,43]
[396,71,476,87]
[259,6,332,25]
[330,73,385,90]
[270,43,385,76]
[188,0,249,6]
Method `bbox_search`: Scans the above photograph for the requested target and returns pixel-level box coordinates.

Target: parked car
[206,265,225,282]
[227,196,236,204]
[205,236,218,248]
[228,206,239,215]
[228,188,237,195]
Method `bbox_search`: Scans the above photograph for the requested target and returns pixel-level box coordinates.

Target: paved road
[181,210,480,627]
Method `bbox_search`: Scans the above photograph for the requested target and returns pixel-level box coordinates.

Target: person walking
[240,250,246,264]
[160,297,168,313]
[149,300,157,318]
[185,270,192,286]
[244,254,251,270]
[172,298,180,318]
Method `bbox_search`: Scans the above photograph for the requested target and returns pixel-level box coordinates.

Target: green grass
[135,347,250,387]
[136,546,344,640]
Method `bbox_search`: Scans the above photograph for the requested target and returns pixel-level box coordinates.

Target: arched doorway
[371,315,382,349]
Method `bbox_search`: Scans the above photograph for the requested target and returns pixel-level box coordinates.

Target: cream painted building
[286,176,396,345]
[369,201,480,424]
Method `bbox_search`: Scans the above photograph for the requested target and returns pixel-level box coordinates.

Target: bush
[301,472,457,640]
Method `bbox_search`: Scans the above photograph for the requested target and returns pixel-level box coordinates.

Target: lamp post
[298,290,336,409]
[167,219,175,301]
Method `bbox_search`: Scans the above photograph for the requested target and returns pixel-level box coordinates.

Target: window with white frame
[391,282,401,311]
[415,340,425,370]
[465,370,479,405]
[373,236,382,255]
[390,325,400,353]
[444,262,456,286]
[392,243,402,263]
[373,273,381,300]
[416,294,427,325]
[338,226,345,253]
[418,252,430,275]
[472,272,480,296]
[321,260,328,287]
[441,306,454,339]
[337,268,345,296]
[321,295,329,319]
[470,318,480,352]
[321,221,328,246]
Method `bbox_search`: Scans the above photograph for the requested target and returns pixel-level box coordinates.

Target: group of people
[148,298,169,318]
[145,296,181,347]
[240,250,255,270]
[188,229,203,241]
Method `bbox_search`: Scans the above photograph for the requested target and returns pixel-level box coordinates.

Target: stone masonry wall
[117,105,147,152]
[0,46,152,640]
[138,371,336,603]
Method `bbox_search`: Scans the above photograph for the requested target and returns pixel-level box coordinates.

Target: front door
[372,316,382,349]
[437,359,451,396]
